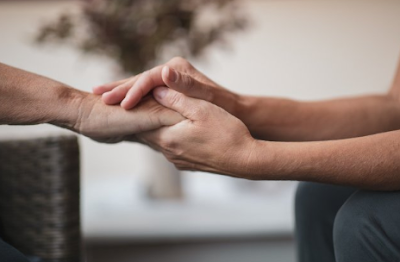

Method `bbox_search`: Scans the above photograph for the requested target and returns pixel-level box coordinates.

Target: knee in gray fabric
[295,182,358,262]
[333,191,370,260]
[333,191,400,262]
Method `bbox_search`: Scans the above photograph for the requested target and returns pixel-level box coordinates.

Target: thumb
[153,87,206,120]
[162,66,212,102]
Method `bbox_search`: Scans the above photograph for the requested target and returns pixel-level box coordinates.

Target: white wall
[1,0,400,237]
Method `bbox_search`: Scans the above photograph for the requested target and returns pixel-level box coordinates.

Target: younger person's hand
[137,87,257,178]
[92,57,241,116]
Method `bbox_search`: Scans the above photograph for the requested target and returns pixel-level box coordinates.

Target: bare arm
[0,63,183,142]
[94,56,400,141]
[237,58,400,141]
[90,56,400,190]
[138,87,400,191]
[0,62,77,126]
[237,94,400,141]
[249,130,400,190]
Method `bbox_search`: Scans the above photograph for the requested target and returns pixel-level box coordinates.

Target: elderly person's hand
[137,87,257,178]
[0,63,184,143]
[72,93,184,143]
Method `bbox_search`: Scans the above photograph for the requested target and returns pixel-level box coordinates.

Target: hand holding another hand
[92,57,255,175]
[0,62,184,144]
[72,92,184,143]
[136,87,256,178]
[92,57,241,116]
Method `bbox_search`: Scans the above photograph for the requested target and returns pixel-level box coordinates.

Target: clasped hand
[93,57,257,177]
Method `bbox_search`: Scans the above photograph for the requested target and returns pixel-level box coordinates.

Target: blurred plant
[35,0,248,74]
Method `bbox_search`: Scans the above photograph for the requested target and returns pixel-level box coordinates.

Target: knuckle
[161,136,177,151]
[181,74,194,88]
[119,83,132,93]
[169,56,192,69]
[170,56,186,64]
[174,148,184,157]
[168,92,183,108]
[162,140,185,160]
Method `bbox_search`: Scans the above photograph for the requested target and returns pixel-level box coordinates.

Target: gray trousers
[295,182,400,262]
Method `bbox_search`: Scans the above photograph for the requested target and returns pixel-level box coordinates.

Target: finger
[161,66,212,102]
[121,65,164,109]
[92,77,131,95]
[101,75,142,105]
[153,87,207,120]
[102,82,133,105]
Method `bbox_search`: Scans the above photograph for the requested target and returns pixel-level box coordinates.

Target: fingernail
[154,87,168,99]
[167,66,177,82]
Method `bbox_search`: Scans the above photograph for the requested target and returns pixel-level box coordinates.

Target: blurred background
[1,0,400,262]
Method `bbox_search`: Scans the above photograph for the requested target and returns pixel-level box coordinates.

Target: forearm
[0,63,82,129]
[246,130,400,190]
[234,94,400,141]
[233,55,400,141]
[0,63,184,142]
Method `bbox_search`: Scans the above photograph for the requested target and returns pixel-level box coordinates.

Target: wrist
[233,95,262,137]
[224,138,272,180]
[241,139,272,180]
[245,140,314,181]
[239,140,288,181]
[211,88,243,117]
[233,94,251,121]
[47,85,88,133]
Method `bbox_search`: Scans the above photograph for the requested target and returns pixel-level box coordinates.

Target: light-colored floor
[85,238,296,262]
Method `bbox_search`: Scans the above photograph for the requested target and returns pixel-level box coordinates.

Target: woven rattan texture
[0,136,81,262]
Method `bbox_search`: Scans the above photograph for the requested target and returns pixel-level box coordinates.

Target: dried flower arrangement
[35,0,248,74]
